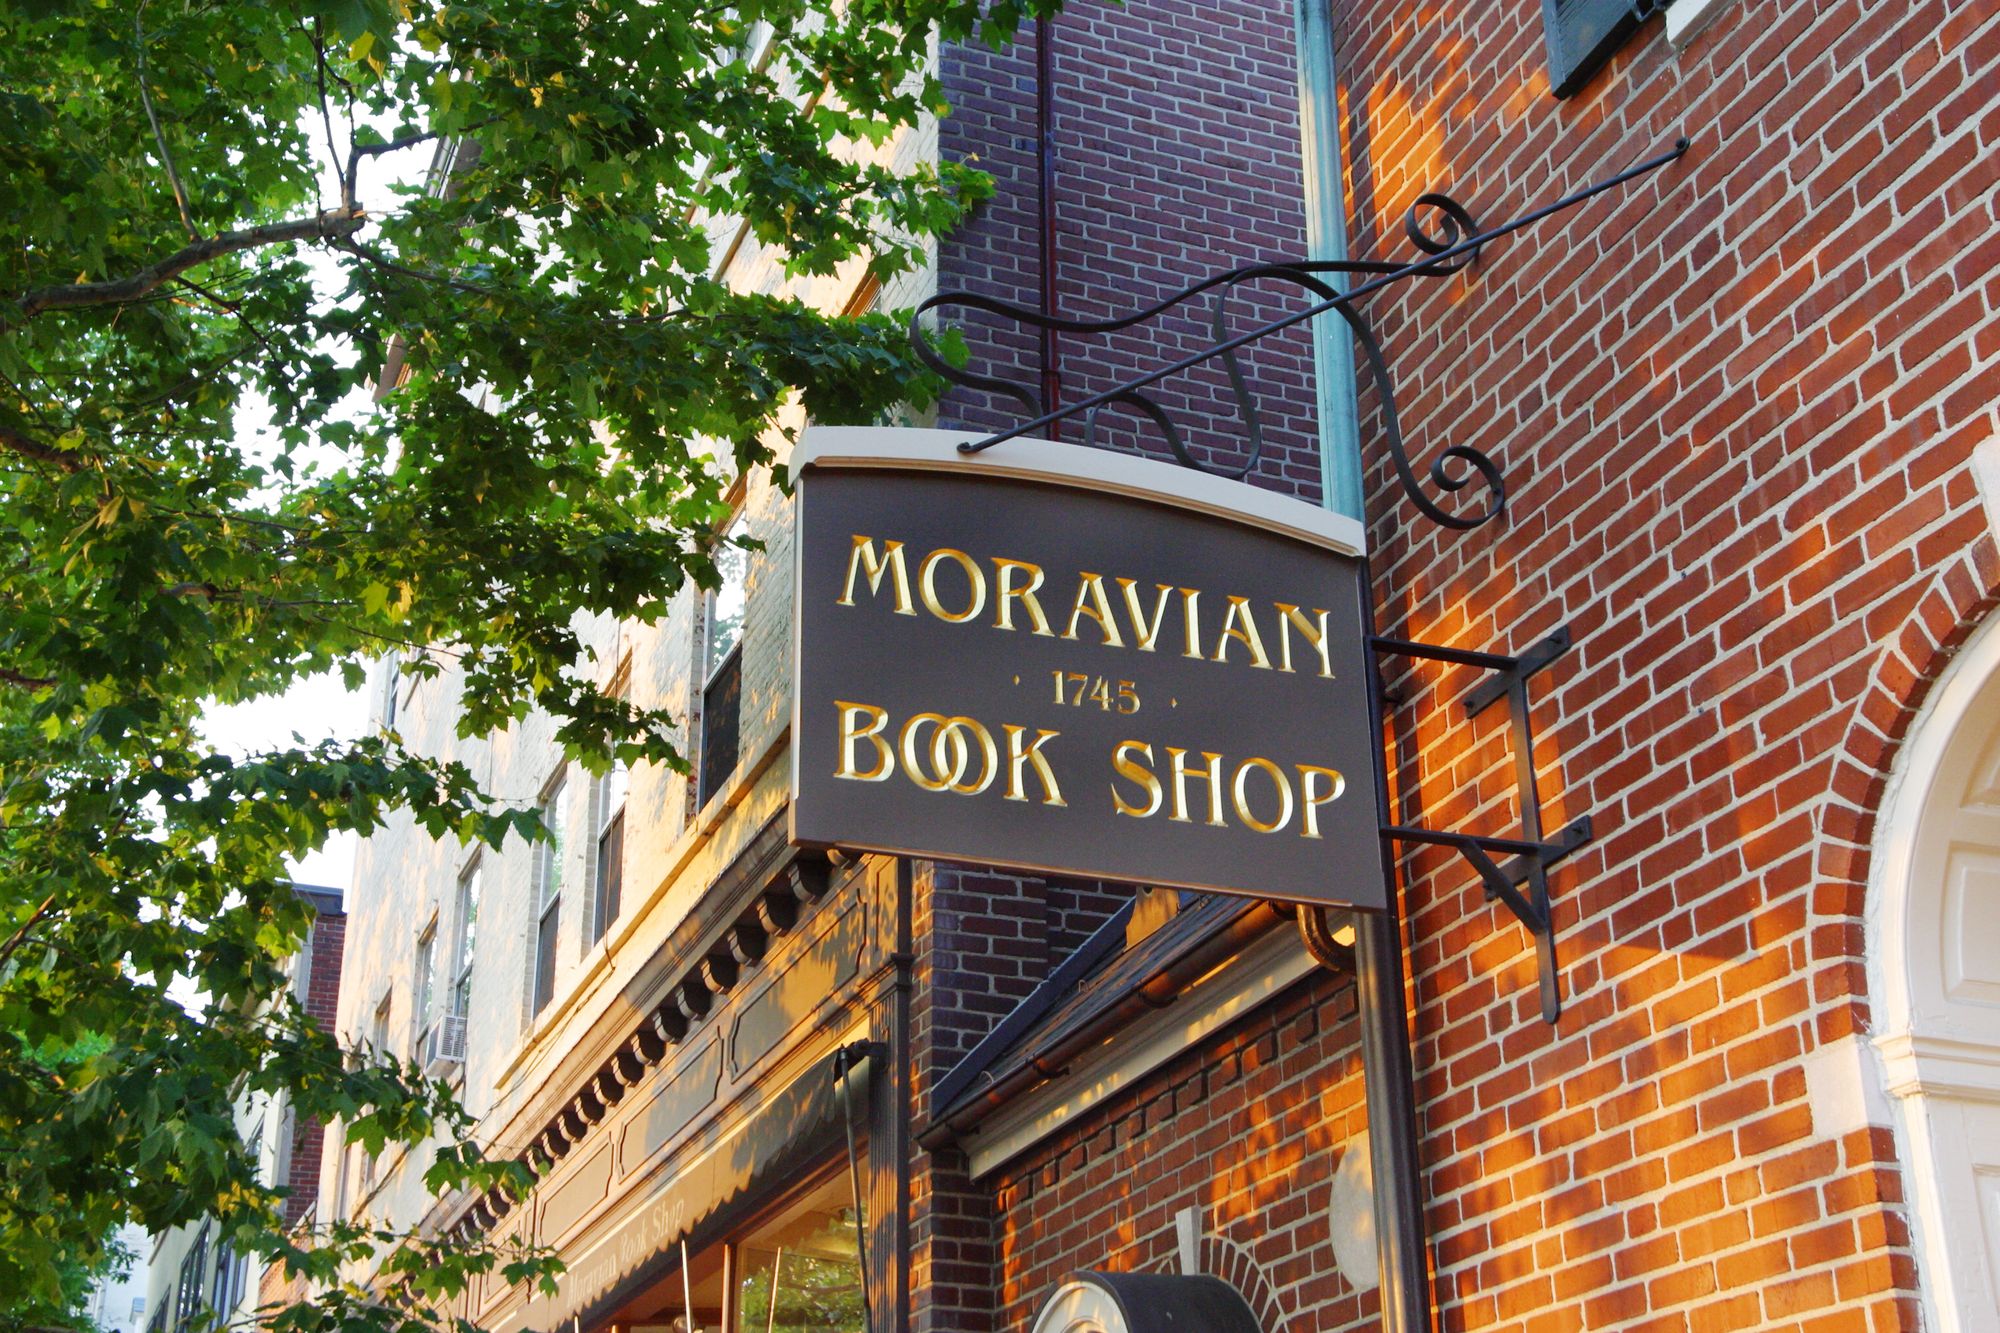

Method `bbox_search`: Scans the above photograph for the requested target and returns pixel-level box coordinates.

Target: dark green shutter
[1543,0,1655,99]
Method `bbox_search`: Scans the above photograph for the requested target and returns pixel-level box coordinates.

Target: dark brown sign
[790,436,1387,910]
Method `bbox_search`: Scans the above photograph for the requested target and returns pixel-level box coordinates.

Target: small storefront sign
[791,428,1388,909]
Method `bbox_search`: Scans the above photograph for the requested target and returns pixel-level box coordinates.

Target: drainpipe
[1295,2,1434,1330]
[1296,0,1363,522]
[1036,14,1063,438]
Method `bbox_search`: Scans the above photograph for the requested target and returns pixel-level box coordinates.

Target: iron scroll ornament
[916,139,1691,532]
[914,192,1495,526]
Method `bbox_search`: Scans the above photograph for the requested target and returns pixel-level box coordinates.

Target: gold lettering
[834,701,894,781]
[1297,764,1345,838]
[837,536,915,615]
[1117,579,1174,653]
[918,547,987,623]
[899,714,953,791]
[1181,588,1202,659]
[900,714,998,794]
[1166,748,1226,826]
[1275,603,1334,678]
[943,719,1000,795]
[1213,595,1272,669]
[1062,572,1126,648]
[1231,757,1294,834]
[993,558,1054,636]
[1004,724,1067,806]
[1110,741,1163,818]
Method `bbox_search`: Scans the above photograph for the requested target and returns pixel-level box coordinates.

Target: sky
[198,672,373,892]
[183,133,437,898]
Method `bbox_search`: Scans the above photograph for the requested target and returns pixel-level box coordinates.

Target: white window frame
[589,761,628,948]
[529,770,569,1018]
[697,508,750,809]
[450,858,480,1023]
[412,917,438,1053]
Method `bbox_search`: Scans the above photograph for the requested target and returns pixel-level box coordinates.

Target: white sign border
[792,426,1367,558]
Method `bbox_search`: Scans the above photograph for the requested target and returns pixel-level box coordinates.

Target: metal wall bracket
[1370,627,1593,1024]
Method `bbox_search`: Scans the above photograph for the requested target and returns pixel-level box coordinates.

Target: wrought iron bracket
[920,139,1690,534]
[1370,626,1593,1024]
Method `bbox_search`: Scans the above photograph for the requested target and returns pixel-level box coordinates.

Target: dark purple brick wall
[935,0,1325,499]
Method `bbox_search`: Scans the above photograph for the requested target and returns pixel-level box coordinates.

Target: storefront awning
[486,1041,870,1333]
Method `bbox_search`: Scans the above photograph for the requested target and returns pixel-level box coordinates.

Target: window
[590,762,628,946]
[1543,0,1657,98]
[733,1173,867,1333]
[698,512,749,808]
[173,1223,210,1333]
[450,860,479,1026]
[208,1238,248,1320]
[531,774,568,1016]
[368,995,392,1062]
[246,1115,266,1189]
[272,1102,296,1202]
[361,996,390,1191]
[412,922,437,1053]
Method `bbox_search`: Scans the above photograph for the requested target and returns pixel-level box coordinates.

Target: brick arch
[1814,536,2000,1022]
[1195,1234,1288,1333]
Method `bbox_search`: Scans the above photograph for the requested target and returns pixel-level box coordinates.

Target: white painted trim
[1878,1032,2000,1105]
[1868,608,2000,1333]
[1970,436,2000,547]
[962,929,1318,1178]
[793,426,1368,558]
[1664,0,1733,49]
[1869,613,2000,1063]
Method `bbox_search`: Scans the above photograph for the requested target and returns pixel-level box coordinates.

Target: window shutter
[1543,0,1655,99]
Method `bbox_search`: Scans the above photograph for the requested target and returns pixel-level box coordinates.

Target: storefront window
[732,1175,867,1333]
[604,1166,868,1333]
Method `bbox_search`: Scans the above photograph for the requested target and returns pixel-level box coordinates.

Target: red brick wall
[286,908,346,1228]
[1331,0,1999,1327]
[261,907,347,1307]
[988,967,1374,1331]
[911,861,1040,1333]
[919,0,2000,1328]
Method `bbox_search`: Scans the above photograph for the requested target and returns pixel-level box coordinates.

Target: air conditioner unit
[423,1013,467,1076]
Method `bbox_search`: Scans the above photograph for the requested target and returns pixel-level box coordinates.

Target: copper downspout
[1036,14,1063,438]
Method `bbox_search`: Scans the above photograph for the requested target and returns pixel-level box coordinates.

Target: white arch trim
[1869,606,2000,1091]
[1869,602,2000,1332]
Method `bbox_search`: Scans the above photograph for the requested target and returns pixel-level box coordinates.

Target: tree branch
[0,894,58,972]
[308,18,345,211]
[345,128,465,203]
[135,0,200,243]
[0,668,58,691]
[7,210,365,328]
[332,236,501,300]
[159,582,344,610]
[0,420,82,473]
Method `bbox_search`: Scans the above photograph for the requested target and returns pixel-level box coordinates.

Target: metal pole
[1296,2,1433,1327]
[1036,15,1063,437]
[1295,0,1364,522]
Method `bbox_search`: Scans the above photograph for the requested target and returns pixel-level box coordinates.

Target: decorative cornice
[438,832,834,1244]
[1874,1029,2000,1104]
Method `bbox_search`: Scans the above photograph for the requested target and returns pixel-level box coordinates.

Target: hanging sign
[790,427,1388,910]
